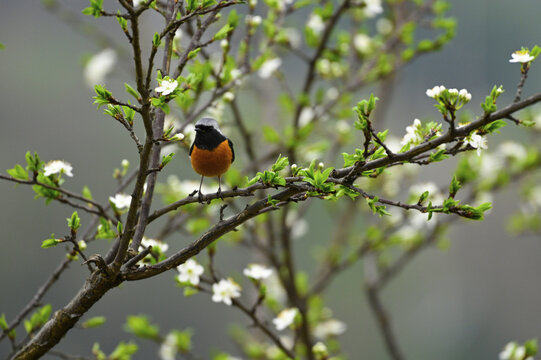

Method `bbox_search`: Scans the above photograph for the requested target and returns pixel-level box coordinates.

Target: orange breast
[190,140,233,177]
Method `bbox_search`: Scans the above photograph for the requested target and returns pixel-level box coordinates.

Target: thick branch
[12,271,120,359]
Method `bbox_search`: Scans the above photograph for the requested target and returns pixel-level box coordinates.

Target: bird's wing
[189,142,195,156]
[228,139,235,163]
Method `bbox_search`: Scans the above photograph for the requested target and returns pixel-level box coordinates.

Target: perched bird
[189,117,235,201]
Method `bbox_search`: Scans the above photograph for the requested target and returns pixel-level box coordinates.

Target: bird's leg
[217,176,224,201]
[198,175,204,203]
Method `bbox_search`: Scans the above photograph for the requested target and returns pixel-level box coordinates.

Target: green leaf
[0,43,5,50]
[124,83,140,100]
[168,329,193,352]
[116,14,127,31]
[183,287,199,297]
[110,341,138,360]
[124,315,160,340]
[82,186,93,201]
[481,120,506,134]
[41,235,62,248]
[429,148,448,162]
[524,338,538,356]
[418,191,429,204]
[67,211,81,231]
[82,316,106,328]
[262,125,281,143]
[267,194,280,207]
[117,221,123,235]
[186,0,198,12]
[152,32,161,47]
[93,85,112,108]
[7,164,29,180]
[227,9,239,27]
[24,304,52,334]
[448,176,461,198]
[530,45,541,59]
[25,151,43,173]
[187,48,201,60]
[0,313,8,330]
[213,24,232,41]
[161,152,175,168]
[271,154,289,172]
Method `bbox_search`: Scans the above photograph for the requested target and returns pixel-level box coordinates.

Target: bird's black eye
[196,125,213,132]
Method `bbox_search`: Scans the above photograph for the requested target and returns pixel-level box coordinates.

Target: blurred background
[1,0,541,359]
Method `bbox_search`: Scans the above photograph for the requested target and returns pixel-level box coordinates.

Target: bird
[189,117,235,202]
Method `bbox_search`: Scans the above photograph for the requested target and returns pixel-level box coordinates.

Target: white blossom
[284,28,301,48]
[174,28,183,44]
[499,342,528,360]
[509,50,534,63]
[245,14,262,26]
[275,0,293,11]
[426,85,446,98]
[313,319,347,339]
[78,240,87,251]
[376,18,393,35]
[167,176,212,197]
[132,0,144,7]
[243,264,273,280]
[264,273,287,302]
[400,118,423,146]
[140,237,169,253]
[479,153,503,180]
[170,133,185,141]
[231,68,242,81]
[408,210,435,230]
[220,39,229,49]
[43,160,73,177]
[353,34,372,54]
[159,333,178,360]
[326,87,339,101]
[312,342,328,356]
[363,0,383,18]
[307,14,325,35]
[212,278,241,306]
[258,58,282,79]
[121,159,130,168]
[395,225,420,246]
[223,92,235,102]
[317,59,331,75]
[498,141,527,161]
[109,193,132,209]
[465,133,488,156]
[298,107,315,127]
[84,48,117,87]
[155,78,178,96]
[459,88,472,102]
[273,308,298,331]
[177,258,204,285]
[336,120,350,134]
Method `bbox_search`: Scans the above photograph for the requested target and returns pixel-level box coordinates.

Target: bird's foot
[197,191,204,203]
[217,187,225,201]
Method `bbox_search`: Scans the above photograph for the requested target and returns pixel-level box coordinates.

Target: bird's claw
[217,188,224,201]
